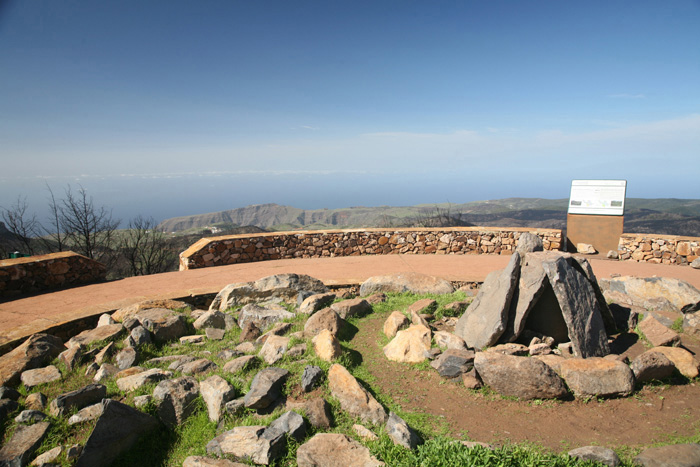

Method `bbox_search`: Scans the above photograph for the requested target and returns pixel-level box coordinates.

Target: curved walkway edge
[1,254,698,352]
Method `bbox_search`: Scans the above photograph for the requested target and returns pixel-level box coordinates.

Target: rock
[49,384,106,417]
[304,308,344,338]
[115,366,144,379]
[14,409,46,424]
[201,375,236,423]
[183,457,249,467]
[359,272,454,296]
[301,398,333,428]
[529,343,552,356]
[217,349,242,361]
[312,330,341,362]
[239,321,262,343]
[66,444,82,460]
[58,345,83,371]
[0,333,65,387]
[193,310,227,330]
[461,369,483,389]
[576,243,597,254]
[692,257,700,269]
[386,412,421,449]
[330,298,371,319]
[129,326,151,347]
[20,365,61,389]
[31,445,62,465]
[223,355,257,374]
[24,393,46,411]
[67,324,124,348]
[116,368,172,392]
[297,433,384,467]
[558,358,635,397]
[300,366,324,393]
[0,421,50,467]
[353,424,378,441]
[408,299,437,315]
[115,347,139,370]
[607,250,619,259]
[235,342,257,354]
[122,317,140,331]
[410,310,430,328]
[112,298,190,322]
[568,446,620,466]
[153,376,200,427]
[180,335,206,345]
[515,232,543,254]
[237,304,294,332]
[133,395,151,408]
[93,363,119,382]
[647,346,700,378]
[206,328,226,340]
[638,315,681,347]
[207,425,285,465]
[383,325,432,363]
[210,273,328,311]
[258,335,289,365]
[244,367,289,409]
[365,293,387,304]
[634,443,700,467]
[256,322,293,345]
[180,359,217,375]
[328,363,387,425]
[430,349,475,378]
[683,310,700,338]
[299,293,336,315]
[75,399,159,467]
[0,387,20,400]
[225,398,246,416]
[68,402,103,425]
[287,343,307,359]
[486,343,529,356]
[383,311,410,339]
[97,313,115,327]
[136,308,189,342]
[600,276,700,313]
[501,251,550,343]
[265,410,306,442]
[455,252,520,349]
[94,342,115,365]
[0,399,18,423]
[474,352,568,400]
[433,331,468,351]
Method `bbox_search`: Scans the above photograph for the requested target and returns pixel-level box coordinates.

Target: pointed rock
[50,384,106,417]
[201,375,236,423]
[304,308,344,338]
[312,330,341,362]
[244,367,289,409]
[300,366,324,393]
[0,333,65,387]
[153,376,200,427]
[0,421,50,467]
[328,363,387,425]
[386,412,422,449]
[383,311,410,339]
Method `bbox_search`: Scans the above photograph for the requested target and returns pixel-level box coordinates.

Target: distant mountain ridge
[157,198,700,237]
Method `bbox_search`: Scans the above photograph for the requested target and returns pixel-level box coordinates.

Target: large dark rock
[558,358,635,397]
[210,273,328,311]
[49,384,107,417]
[75,399,159,467]
[0,334,65,387]
[474,352,568,400]
[631,351,676,383]
[264,410,306,442]
[153,376,200,427]
[430,349,475,379]
[359,272,454,296]
[244,367,289,409]
[0,421,50,467]
[0,399,19,423]
[455,253,521,349]
[300,366,324,392]
[136,308,189,343]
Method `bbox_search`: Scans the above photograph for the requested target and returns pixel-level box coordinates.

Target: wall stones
[618,234,700,266]
[180,228,562,270]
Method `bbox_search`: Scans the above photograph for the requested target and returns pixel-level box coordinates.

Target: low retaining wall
[0,251,106,298]
[179,227,563,270]
[618,234,700,265]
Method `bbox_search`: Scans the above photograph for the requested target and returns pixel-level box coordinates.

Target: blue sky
[1,1,699,222]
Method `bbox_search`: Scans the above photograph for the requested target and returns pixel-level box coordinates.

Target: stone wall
[179,227,563,270]
[618,234,700,265]
[0,251,106,298]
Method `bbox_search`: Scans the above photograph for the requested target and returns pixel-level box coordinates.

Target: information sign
[568,180,627,216]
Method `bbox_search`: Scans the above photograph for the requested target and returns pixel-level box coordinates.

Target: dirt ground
[353,313,700,452]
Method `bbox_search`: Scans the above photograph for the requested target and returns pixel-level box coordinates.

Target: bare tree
[120,215,175,276]
[409,203,472,228]
[0,196,39,254]
[38,183,66,253]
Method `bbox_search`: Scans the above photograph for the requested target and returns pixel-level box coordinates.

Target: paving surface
[1,254,699,349]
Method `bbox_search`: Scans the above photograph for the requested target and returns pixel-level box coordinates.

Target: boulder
[68,402,103,425]
[568,446,620,467]
[116,368,172,392]
[135,308,188,342]
[430,349,475,378]
[299,293,336,315]
[20,365,61,389]
[210,273,328,311]
[433,331,468,351]
[0,421,50,467]
[304,308,344,338]
[97,313,115,327]
[328,363,387,425]
[201,375,236,423]
[129,326,152,347]
[408,298,437,315]
[0,399,18,423]
[24,392,46,412]
[312,330,342,362]
[576,243,597,254]
[237,304,294,332]
[647,346,700,379]
[487,343,528,356]
[180,359,217,376]
[330,298,371,319]
[67,324,124,348]
[153,376,200,427]
[297,433,384,467]
[115,347,139,370]
[206,328,226,340]
[359,272,454,296]
[50,384,107,417]
[31,445,62,465]
[386,412,421,449]
[183,457,249,467]
[558,358,635,397]
[638,315,681,347]
[300,398,333,429]
[383,325,432,363]
[112,298,190,322]
[58,345,83,371]
[94,363,120,382]
[631,351,676,383]
[239,321,262,342]
[258,335,289,365]
[383,311,410,339]
[94,342,115,365]
[14,409,46,424]
[634,443,700,467]
[244,367,289,409]
[692,257,700,269]
[455,253,520,349]
[223,355,257,374]
[206,425,284,465]
[515,232,544,254]
[300,366,324,393]
[600,276,700,313]
[265,410,306,442]
[193,310,227,330]
[474,352,568,400]
[353,424,378,441]
[75,399,159,467]
[683,310,700,338]
[0,333,65,387]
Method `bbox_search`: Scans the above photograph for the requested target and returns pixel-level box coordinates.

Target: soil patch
[353,312,700,451]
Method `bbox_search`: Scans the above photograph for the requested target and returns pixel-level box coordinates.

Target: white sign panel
[568,180,627,216]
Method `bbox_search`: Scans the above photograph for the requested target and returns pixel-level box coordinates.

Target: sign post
[566,180,627,254]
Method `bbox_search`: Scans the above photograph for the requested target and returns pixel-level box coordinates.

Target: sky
[1,1,699,224]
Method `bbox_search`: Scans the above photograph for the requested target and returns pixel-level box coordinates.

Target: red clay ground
[353,311,700,452]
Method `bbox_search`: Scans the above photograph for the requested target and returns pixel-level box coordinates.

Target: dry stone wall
[179,228,563,270]
[618,234,700,265]
[0,251,106,298]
